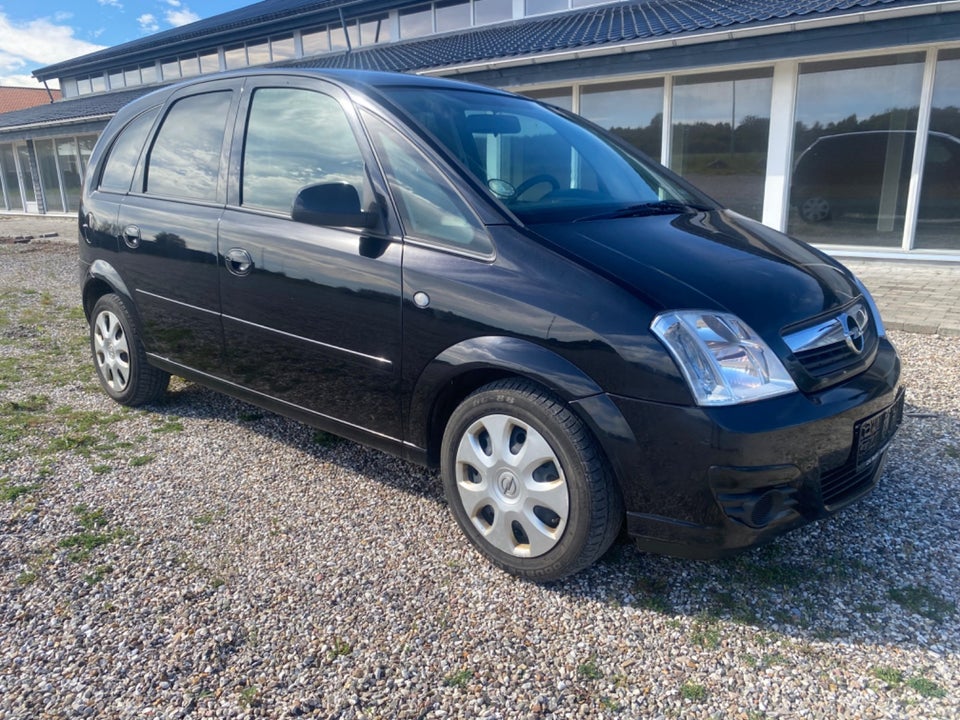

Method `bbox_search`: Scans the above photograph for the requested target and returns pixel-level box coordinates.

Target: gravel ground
[0,240,958,719]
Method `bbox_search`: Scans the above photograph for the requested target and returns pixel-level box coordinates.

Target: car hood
[528,209,859,338]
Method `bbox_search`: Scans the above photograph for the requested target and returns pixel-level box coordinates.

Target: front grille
[794,340,864,376]
[783,300,877,381]
[820,453,882,508]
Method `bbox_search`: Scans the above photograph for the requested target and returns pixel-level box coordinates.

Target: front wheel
[798,195,832,223]
[441,379,622,581]
[90,294,169,406]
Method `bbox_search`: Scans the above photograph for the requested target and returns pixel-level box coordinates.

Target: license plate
[854,391,905,470]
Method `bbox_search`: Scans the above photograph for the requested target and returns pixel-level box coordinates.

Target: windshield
[379,87,715,224]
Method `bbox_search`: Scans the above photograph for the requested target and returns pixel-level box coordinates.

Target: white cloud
[98,0,123,8]
[165,9,200,27]
[137,13,159,33]
[0,12,105,87]
[165,0,183,7]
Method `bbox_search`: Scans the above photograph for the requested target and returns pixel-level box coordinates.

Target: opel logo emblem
[840,310,866,354]
[498,471,519,499]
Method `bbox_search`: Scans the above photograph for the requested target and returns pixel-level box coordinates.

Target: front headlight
[651,311,797,406]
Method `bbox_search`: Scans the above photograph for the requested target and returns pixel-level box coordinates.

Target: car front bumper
[575,337,904,559]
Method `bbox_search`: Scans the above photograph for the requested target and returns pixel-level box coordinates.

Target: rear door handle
[225,247,253,276]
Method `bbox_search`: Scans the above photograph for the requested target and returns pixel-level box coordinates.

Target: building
[1,0,959,258]
[0,87,60,114]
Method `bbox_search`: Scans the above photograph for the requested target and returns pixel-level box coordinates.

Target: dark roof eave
[32,0,412,81]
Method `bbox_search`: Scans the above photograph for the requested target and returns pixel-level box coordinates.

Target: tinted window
[382,87,703,224]
[99,107,160,193]
[363,111,492,255]
[242,88,366,214]
[145,92,232,201]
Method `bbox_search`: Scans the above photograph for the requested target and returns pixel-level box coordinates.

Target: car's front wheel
[441,379,622,581]
[798,195,832,223]
[90,293,169,406]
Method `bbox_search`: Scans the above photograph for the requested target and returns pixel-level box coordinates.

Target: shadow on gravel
[151,381,446,502]
[144,382,959,652]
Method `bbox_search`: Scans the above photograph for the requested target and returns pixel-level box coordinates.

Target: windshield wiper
[575,200,712,222]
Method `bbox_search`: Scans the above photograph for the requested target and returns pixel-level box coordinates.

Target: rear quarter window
[98,107,160,193]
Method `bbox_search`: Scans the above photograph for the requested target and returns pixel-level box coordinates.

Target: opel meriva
[79,70,904,581]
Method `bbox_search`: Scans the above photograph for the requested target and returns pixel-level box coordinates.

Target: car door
[116,78,239,373]
[81,104,161,257]
[218,77,403,442]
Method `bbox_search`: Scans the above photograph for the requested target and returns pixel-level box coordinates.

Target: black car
[792,130,960,223]
[79,69,903,581]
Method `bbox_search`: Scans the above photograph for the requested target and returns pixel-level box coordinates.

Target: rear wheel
[441,379,622,581]
[90,294,169,406]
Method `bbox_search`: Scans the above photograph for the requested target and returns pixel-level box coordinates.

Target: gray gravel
[1,240,958,719]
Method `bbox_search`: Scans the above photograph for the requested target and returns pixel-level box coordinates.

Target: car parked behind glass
[792,130,960,223]
[79,70,903,581]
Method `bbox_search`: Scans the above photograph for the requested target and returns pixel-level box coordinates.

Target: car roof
[106,68,514,133]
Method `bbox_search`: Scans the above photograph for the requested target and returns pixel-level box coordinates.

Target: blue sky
[0,0,250,87]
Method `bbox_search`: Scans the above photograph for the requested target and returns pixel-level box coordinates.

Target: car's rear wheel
[90,294,169,406]
[798,195,832,223]
[441,379,622,581]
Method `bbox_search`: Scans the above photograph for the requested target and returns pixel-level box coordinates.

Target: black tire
[440,379,622,582]
[90,293,169,406]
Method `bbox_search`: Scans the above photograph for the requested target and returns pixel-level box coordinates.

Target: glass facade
[436,0,471,32]
[475,0,512,25]
[360,15,391,44]
[522,88,572,112]
[788,54,925,247]
[224,45,248,69]
[302,27,331,55]
[671,69,773,219]
[400,6,433,38]
[8,10,960,256]
[1,145,23,211]
[510,49,959,251]
[35,140,64,213]
[580,79,663,159]
[526,0,566,14]
[0,136,96,213]
[916,48,960,250]
[270,35,296,61]
[16,146,37,210]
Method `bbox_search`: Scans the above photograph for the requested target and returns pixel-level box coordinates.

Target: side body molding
[405,336,636,469]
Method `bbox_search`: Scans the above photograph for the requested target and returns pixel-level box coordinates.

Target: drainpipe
[41,80,56,104]
[339,8,352,51]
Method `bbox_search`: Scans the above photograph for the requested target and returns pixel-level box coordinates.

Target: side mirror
[291,182,379,229]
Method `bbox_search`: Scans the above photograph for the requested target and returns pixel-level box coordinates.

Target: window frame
[360,108,495,260]
[238,85,371,216]
[134,79,240,206]
[223,75,399,239]
[97,106,162,194]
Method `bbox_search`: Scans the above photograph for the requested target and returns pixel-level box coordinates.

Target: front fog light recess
[651,311,797,406]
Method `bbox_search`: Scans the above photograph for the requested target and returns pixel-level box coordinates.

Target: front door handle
[225,247,253,276]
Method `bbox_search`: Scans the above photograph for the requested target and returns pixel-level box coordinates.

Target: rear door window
[144,91,232,201]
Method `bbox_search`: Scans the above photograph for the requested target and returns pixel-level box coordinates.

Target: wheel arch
[82,259,134,321]
[407,336,636,472]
